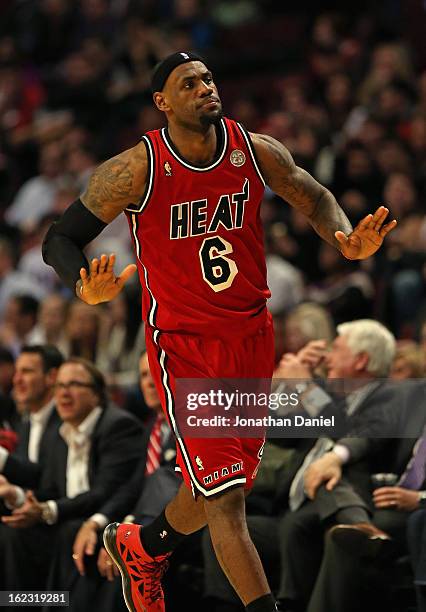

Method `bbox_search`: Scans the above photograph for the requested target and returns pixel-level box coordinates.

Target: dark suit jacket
[2,406,62,489]
[274,381,413,511]
[338,380,426,476]
[36,405,144,522]
[99,411,177,522]
[0,394,18,429]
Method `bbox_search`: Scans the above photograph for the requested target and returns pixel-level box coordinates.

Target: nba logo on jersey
[164,161,172,176]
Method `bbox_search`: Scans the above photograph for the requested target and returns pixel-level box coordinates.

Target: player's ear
[153,92,170,112]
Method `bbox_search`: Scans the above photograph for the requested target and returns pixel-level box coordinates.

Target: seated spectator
[300,380,426,612]
[18,214,63,294]
[306,242,375,325]
[280,302,335,356]
[4,141,64,233]
[0,357,143,596]
[27,293,70,357]
[102,286,145,389]
[0,345,63,489]
[66,351,179,611]
[0,295,40,358]
[391,344,425,379]
[65,299,109,368]
[0,238,46,317]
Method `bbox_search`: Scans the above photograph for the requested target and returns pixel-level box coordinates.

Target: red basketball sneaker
[103,522,170,612]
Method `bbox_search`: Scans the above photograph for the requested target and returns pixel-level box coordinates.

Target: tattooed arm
[81,141,148,222]
[42,142,147,304]
[252,133,396,259]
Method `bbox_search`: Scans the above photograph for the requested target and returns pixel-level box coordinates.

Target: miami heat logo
[230,149,246,167]
[164,161,172,176]
[195,455,204,470]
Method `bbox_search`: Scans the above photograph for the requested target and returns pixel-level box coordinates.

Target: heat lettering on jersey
[170,178,249,240]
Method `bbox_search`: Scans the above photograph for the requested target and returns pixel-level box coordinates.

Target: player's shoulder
[95,141,149,190]
[114,140,149,167]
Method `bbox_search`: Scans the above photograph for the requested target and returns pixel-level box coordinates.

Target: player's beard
[200,107,224,127]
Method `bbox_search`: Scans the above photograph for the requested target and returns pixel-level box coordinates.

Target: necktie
[289,437,335,511]
[398,437,426,490]
[145,415,163,475]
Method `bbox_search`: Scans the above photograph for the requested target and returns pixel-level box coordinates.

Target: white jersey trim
[160,119,228,172]
[130,213,157,327]
[236,122,266,186]
[125,135,154,213]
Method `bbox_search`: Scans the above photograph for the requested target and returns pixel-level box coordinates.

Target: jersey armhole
[236,122,266,186]
[125,135,155,213]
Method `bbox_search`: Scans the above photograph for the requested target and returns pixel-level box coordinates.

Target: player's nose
[199,81,213,96]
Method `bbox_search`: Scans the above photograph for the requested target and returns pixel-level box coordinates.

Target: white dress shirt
[28,400,56,463]
[45,406,103,523]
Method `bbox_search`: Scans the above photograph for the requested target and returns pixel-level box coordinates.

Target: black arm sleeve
[42,199,107,291]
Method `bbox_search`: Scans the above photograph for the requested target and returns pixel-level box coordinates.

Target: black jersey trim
[160,119,228,172]
[130,213,158,327]
[153,336,247,497]
[236,122,266,186]
[125,135,155,213]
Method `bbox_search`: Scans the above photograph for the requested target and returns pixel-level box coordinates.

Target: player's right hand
[77,253,137,305]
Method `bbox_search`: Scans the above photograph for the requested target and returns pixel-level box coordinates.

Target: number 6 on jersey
[199,236,238,292]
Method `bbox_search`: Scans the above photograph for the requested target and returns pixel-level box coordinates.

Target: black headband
[151,51,206,93]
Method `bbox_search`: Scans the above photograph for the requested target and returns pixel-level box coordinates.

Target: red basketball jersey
[124,117,270,336]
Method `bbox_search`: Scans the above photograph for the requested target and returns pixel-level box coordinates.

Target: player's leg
[202,485,277,611]
[138,482,207,558]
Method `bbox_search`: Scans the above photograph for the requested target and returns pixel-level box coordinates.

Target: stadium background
[0,0,425,610]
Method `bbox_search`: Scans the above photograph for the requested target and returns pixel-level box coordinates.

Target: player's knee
[203,485,246,524]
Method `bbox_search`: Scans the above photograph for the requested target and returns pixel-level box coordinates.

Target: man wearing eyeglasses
[0,357,144,596]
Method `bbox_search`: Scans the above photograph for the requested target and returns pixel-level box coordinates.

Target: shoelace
[140,559,170,604]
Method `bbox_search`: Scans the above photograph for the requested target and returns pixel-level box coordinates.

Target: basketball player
[42,52,396,612]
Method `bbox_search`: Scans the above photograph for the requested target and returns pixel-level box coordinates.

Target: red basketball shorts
[145,313,274,497]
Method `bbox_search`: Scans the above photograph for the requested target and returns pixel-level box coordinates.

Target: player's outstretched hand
[77,253,137,305]
[335,205,397,260]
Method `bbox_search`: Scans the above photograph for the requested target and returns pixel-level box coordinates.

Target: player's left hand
[335,206,397,260]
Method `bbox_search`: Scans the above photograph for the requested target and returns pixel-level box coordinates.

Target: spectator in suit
[274,321,424,611]
[302,380,426,612]
[68,351,179,611]
[0,344,63,490]
[0,357,143,596]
